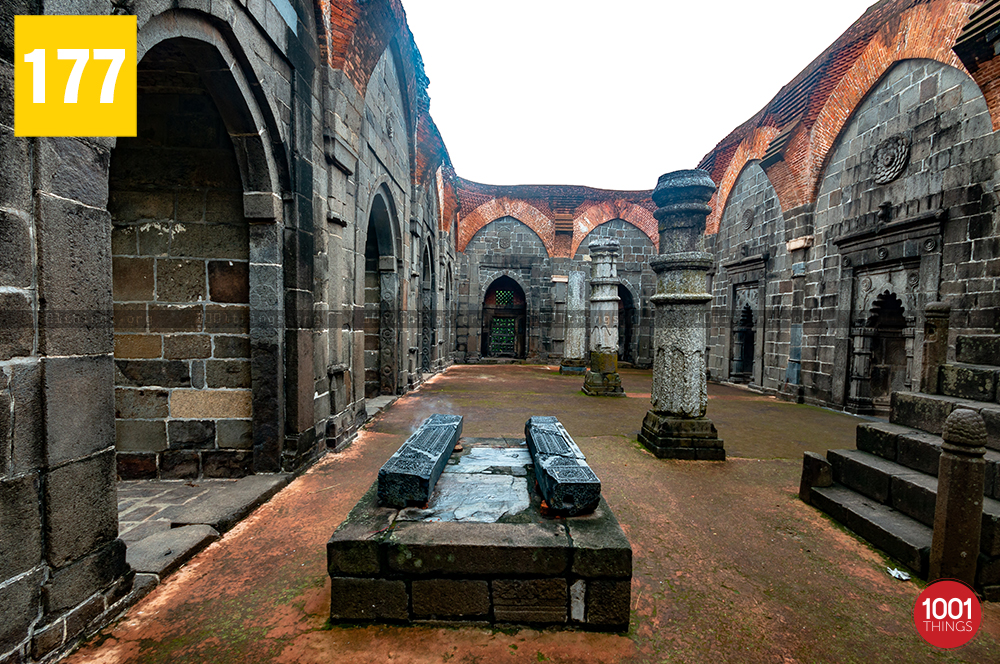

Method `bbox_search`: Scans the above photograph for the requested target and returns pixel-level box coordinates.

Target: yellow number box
[15,15,137,137]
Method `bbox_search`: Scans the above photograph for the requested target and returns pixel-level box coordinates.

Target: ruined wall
[708,162,788,390]
[804,58,994,409]
[700,0,1000,412]
[453,181,656,366]
[110,41,253,480]
[460,217,552,360]
[0,3,129,659]
[572,220,657,366]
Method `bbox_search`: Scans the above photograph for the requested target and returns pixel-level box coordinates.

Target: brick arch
[571,200,658,256]
[457,198,555,256]
[805,1,978,201]
[706,126,781,235]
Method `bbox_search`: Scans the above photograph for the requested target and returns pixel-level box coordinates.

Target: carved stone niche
[719,250,769,386]
[834,206,945,415]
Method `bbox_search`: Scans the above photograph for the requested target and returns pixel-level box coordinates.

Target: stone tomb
[328,418,632,629]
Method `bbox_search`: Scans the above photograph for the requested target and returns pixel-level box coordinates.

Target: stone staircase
[801,334,1000,600]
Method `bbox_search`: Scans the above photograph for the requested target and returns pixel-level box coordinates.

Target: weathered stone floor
[117,475,290,590]
[70,365,1000,663]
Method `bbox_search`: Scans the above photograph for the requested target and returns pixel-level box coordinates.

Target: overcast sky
[403,0,878,191]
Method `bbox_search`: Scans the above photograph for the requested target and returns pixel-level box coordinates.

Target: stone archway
[420,245,435,373]
[110,37,261,480]
[481,276,527,359]
[364,190,399,397]
[617,284,636,364]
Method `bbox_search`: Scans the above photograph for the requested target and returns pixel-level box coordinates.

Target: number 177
[23,48,127,104]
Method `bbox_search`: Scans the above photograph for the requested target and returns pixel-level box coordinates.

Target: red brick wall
[700,0,992,228]
[453,179,655,258]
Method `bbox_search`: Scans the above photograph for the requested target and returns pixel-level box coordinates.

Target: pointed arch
[457,198,555,256]
[706,126,780,235]
[571,200,658,255]
[806,2,976,202]
[138,10,289,200]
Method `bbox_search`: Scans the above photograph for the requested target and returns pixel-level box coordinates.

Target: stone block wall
[572,219,656,366]
[109,43,253,480]
[706,56,1000,412]
[460,216,554,361]
[458,215,656,366]
[805,58,995,408]
[708,161,789,390]
[1,6,132,662]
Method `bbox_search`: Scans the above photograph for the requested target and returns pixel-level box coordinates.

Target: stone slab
[160,474,290,533]
[493,579,567,624]
[396,473,530,523]
[565,498,632,578]
[412,579,489,618]
[125,525,220,577]
[377,414,463,508]
[956,335,1000,366]
[387,520,570,576]
[329,577,408,621]
[799,451,833,505]
[525,416,601,515]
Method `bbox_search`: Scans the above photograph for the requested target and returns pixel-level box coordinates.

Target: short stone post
[638,170,724,459]
[921,302,950,394]
[929,408,986,585]
[583,239,624,396]
[559,271,588,374]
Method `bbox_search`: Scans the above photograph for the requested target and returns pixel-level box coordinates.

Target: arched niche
[481,276,527,359]
[363,188,400,397]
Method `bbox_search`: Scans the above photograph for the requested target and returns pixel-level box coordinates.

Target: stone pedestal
[583,239,625,396]
[560,271,588,374]
[638,170,724,459]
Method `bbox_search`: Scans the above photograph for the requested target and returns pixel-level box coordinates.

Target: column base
[582,369,625,396]
[638,411,725,460]
[559,359,587,375]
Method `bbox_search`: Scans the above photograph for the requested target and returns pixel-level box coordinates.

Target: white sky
[403,0,879,191]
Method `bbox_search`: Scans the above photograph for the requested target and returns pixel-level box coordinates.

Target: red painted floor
[68,366,1000,663]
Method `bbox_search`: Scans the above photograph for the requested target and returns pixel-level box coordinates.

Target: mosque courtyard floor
[67,365,1000,663]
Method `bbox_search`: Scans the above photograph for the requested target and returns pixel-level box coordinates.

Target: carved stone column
[638,170,724,460]
[583,239,624,396]
[560,271,588,374]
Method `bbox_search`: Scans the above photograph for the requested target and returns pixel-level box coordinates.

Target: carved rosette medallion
[872,134,910,184]
[742,208,755,232]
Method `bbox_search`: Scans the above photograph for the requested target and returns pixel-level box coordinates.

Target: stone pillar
[638,170,724,460]
[922,301,950,394]
[583,240,625,396]
[929,408,987,585]
[560,271,588,374]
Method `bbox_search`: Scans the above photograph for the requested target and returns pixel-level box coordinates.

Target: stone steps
[803,336,1000,599]
[810,484,932,576]
[939,362,999,402]
[855,421,1000,499]
[956,334,1000,366]
[889,391,1000,450]
[827,448,1000,556]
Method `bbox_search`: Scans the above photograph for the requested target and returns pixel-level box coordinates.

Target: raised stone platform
[328,437,632,630]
